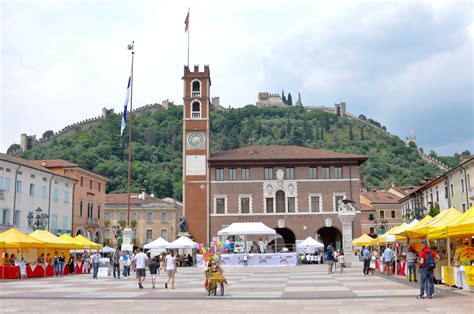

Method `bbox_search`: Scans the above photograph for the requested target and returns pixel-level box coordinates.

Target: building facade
[400,156,473,220]
[30,160,108,243]
[181,64,368,251]
[105,193,182,247]
[0,154,75,234]
[360,189,402,236]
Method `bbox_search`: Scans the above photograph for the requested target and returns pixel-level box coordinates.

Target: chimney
[371,189,377,200]
[140,188,146,200]
[42,160,47,167]
[391,182,395,188]
[248,138,254,146]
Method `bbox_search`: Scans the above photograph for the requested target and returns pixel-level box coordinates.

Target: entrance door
[316,227,342,251]
[274,227,296,252]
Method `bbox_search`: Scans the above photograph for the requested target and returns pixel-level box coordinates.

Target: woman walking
[123,250,130,278]
[164,251,177,289]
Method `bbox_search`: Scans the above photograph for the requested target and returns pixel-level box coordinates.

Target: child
[149,257,159,289]
[338,252,345,273]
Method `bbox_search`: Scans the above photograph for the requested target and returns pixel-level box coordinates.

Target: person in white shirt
[134,248,149,289]
[164,251,177,289]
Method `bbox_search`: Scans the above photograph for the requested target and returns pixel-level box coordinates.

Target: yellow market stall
[74,235,102,250]
[59,233,89,249]
[0,229,45,279]
[403,208,461,240]
[352,234,375,247]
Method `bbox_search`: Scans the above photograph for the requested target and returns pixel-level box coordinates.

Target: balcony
[191,91,201,97]
[86,218,100,226]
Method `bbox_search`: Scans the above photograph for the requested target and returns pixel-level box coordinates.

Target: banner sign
[197,253,297,267]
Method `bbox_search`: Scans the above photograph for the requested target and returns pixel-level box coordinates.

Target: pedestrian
[243,252,248,267]
[112,248,121,279]
[68,256,75,274]
[37,253,45,264]
[3,253,9,266]
[81,251,90,274]
[383,245,394,276]
[362,246,371,276]
[92,251,101,279]
[326,244,335,274]
[134,247,148,289]
[417,241,439,299]
[338,252,346,273]
[406,247,418,282]
[164,251,177,289]
[59,252,66,276]
[53,251,60,277]
[149,257,159,289]
[122,250,130,278]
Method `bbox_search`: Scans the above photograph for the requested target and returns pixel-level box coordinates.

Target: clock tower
[182,65,211,244]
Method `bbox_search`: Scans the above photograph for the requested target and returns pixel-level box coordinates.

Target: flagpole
[187,8,190,67]
[127,41,135,228]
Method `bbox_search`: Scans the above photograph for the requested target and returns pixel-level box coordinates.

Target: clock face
[187,132,205,149]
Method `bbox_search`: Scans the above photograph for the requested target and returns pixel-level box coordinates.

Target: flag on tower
[120,75,132,137]
[184,11,189,32]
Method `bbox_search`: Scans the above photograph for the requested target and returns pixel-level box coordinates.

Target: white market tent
[144,237,170,249]
[296,237,324,249]
[217,222,276,236]
[102,246,116,253]
[166,236,197,249]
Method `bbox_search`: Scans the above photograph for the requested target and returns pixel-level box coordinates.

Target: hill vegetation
[19,105,444,199]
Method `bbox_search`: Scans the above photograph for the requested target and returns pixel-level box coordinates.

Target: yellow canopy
[0,228,45,248]
[370,225,407,245]
[59,234,89,249]
[75,235,102,249]
[444,206,474,238]
[405,208,462,239]
[29,230,79,249]
[396,215,432,237]
[352,234,375,246]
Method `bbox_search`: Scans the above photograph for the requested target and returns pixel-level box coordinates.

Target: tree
[349,125,354,141]
[290,129,304,146]
[7,144,20,154]
[286,118,292,135]
[358,114,367,121]
[360,126,365,141]
[281,90,287,104]
[428,203,440,218]
[287,93,293,106]
[42,130,54,139]
[461,150,471,156]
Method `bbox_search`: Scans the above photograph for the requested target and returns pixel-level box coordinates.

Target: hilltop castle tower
[182,65,211,243]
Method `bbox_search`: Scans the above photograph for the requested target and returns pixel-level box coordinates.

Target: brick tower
[182,65,211,244]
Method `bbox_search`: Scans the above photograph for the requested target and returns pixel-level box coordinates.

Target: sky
[1,0,473,155]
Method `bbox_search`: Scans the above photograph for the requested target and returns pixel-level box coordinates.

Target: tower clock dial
[187,132,206,149]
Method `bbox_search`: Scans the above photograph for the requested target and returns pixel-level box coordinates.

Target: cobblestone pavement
[0,265,472,313]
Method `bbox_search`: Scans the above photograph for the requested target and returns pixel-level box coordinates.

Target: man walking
[417,242,439,299]
[92,251,101,279]
[112,248,121,279]
[81,251,90,274]
[326,244,335,274]
[362,246,371,276]
[134,247,148,289]
[383,245,394,275]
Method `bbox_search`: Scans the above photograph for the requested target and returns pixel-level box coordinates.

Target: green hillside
[19,105,442,198]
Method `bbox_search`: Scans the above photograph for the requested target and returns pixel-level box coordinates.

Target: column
[338,211,357,266]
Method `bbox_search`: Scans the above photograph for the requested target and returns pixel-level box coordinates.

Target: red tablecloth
[398,261,406,276]
[0,266,20,279]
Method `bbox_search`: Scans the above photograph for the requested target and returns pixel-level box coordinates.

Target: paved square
[0,265,472,313]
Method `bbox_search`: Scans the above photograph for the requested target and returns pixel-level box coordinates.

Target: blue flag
[120,75,132,136]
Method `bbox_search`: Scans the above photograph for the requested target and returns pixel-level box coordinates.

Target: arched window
[191,80,201,97]
[275,190,286,213]
[79,200,83,217]
[191,100,201,118]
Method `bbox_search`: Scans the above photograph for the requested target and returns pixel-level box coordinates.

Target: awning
[166,236,197,249]
[0,228,45,248]
[59,234,89,249]
[29,230,78,249]
[352,234,375,246]
[101,246,116,254]
[217,222,276,236]
[431,206,474,238]
[144,237,170,249]
[297,237,324,249]
[370,226,407,245]
[75,235,102,249]
[404,208,462,239]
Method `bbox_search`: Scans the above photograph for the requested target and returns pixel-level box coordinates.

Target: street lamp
[27,207,49,231]
[373,218,388,235]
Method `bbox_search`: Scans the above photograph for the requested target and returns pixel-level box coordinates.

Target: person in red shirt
[417,242,440,299]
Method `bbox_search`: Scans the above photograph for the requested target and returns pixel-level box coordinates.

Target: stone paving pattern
[0,265,472,313]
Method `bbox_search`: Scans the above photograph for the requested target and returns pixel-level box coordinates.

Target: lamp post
[373,218,388,235]
[27,207,49,231]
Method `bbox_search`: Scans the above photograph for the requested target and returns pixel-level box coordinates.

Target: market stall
[352,234,375,247]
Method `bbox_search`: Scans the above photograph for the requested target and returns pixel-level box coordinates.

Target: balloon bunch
[197,240,232,263]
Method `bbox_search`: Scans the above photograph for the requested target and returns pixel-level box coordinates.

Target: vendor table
[197,253,297,267]
[0,266,20,279]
